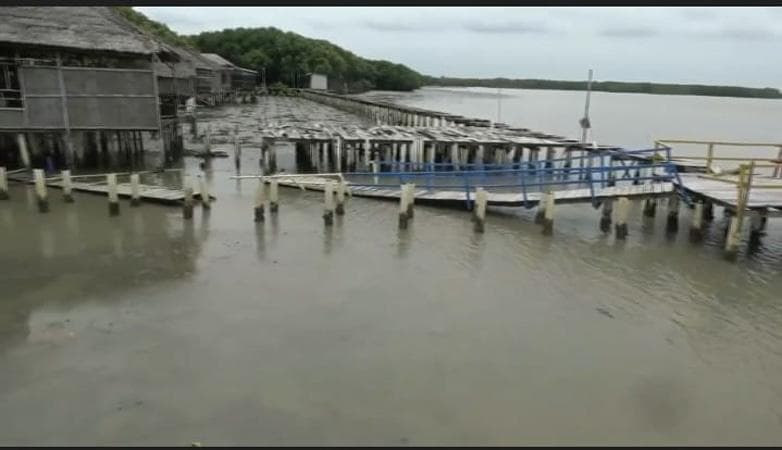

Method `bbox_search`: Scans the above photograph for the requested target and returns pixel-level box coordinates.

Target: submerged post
[689,201,704,242]
[62,169,74,203]
[323,181,335,226]
[198,174,211,209]
[542,192,555,235]
[398,183,409,229]
[615,197,629,239]
[406,183,415,219]
[335,179,346,215]
[600,198,613,233]
[130,173,141,207]
[0,167,9,200]
[183,174,194,220]
[666,194,679,233]
[34,169,49,213]
[253,178,267,223]
[643,198,657,217]
[474,187,488,233]
[724,216,741,260]
[17,134,31,169]
[534,194,547,225]
[269,179,279,213]
[107,173,119,216]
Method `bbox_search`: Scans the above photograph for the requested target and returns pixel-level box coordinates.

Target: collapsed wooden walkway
[7,170,208,205]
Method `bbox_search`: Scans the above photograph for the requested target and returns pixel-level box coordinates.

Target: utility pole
[580,69,594,144]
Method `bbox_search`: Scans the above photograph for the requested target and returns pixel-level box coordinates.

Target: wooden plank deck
[676,173,782,211]
[272,175,673,207]
[8,174,206,206]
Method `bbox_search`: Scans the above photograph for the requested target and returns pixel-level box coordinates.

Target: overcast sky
[137,7,782,88]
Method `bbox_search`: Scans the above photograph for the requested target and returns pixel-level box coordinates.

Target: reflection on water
[0,97,781,445]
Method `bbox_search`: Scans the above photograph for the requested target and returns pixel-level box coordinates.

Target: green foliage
[189,27,424,91]
[113,7,194,49]
[423,76,782,99]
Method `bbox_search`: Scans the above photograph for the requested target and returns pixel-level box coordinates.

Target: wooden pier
[7,170,209,205]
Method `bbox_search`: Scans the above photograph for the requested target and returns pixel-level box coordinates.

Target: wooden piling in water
[749,211,765,246]
[198,175,210,209]
[335,179,346,215]
[534,195,546,224]
[542,192,555,235]
[182,174,194,220]
[254,178,266,223]
[0,167,9,200]
[130,173,141,207]
[600,198,613,232]
[323,181,335,226]
[406,183,415,219]
[724,216,741,260]
[107,173,119,216]
[270,179,279,213]
[17,134,31,169]
[703,201,714,222]
[62,169,74,203]
[398,183,409,229]
[615,197,630,239]
[474,187,488,233]
[666,195,680,233]
[643,198,657,217]
[689,201,704,242]
[33,168,49,213]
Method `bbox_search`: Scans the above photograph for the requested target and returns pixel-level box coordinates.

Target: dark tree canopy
[189,27,425,92]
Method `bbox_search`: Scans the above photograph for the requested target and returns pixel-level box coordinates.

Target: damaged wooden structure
[0,6,191,172]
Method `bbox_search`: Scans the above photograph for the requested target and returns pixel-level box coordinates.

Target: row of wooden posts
[0,166,766,260]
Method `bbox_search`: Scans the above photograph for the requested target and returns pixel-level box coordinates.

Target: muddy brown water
[1,95,781,445]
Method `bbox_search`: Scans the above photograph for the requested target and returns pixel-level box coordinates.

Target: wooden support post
[748,210,765,246]
[254,178,266,223]
[0,167,8,200]
[689,201,704,242]
[703,200,714,222]
[198,174,210,209]
[335,179,346,215]
[323,181,335,226]
[643,198,657,217]
[205,126,212,153]
[234,130,241,169]
[398,183,409,229]
[34,169,49,213]
[600,198,613,233]
[62,169,74,203]
[542,192,555,235]
[17,134,31,169]
[182,174,194,220]
[407,183,415,219]
[534,194,546,224]
[107,173,119,216]
[615,197,629,239]
[474,187,488,233]
[666,194,679,233]
[269,179,279,213]
[724,216,741,260]
[130,173,141,207]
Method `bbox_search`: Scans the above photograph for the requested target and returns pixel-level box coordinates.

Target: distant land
[423,76,782,99]
[121,7,782,100]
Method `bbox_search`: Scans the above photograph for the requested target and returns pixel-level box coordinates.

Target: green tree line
[423,76,782,99]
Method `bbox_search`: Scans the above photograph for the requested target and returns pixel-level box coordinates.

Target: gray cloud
[462,19,550,34]
[693,27,778,41]
[361,19,433,32]
[598,26,660,38]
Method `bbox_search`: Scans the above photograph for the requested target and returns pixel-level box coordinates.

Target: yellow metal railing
[654,139,782,178]
[654,139,782,255]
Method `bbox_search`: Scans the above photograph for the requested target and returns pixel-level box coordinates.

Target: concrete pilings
[130,173,141,207]
[0,167,9,200]
[182,174,194,220]
[270,179,279,213]
[62,169,74,203]
[689,201,704,242]
[473,187,488,233]
[254,179,266,223]
[615,197,630,239]
[107,173,119,216]
[323,181,335,226]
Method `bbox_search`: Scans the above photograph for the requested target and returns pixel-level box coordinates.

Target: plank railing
[654,138,782,178]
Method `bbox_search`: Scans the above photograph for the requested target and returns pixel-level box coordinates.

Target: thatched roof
[201,53,234,69]
[201,53,257,75]
[0,7,161,55]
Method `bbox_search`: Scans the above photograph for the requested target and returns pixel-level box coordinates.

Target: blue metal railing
[343,147,685,208]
